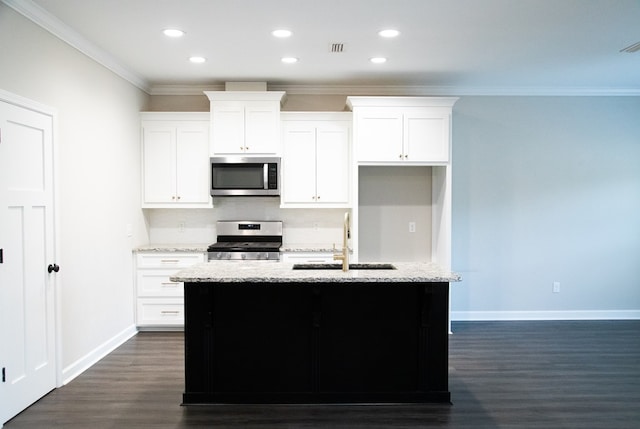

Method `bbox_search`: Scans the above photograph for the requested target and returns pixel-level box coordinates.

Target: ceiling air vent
[330,43,345,53]
[620,41,640,53]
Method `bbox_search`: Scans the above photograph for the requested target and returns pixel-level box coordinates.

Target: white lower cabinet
[134,252,205,329]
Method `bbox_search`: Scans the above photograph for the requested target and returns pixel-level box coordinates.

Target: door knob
[47,263,60,273]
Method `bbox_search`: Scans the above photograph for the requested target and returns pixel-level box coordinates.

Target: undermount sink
[292,263,396,270]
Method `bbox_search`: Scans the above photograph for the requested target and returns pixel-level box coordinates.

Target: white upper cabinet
[347,97,458,164]
[141,112,211,208]
[281,112,351,208]
[205,91,286,155]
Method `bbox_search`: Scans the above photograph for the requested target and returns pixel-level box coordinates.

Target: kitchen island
[171,261,460,404]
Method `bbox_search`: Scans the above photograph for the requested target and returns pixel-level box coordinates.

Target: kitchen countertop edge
[133,244,209,253]
[171,261,461,283]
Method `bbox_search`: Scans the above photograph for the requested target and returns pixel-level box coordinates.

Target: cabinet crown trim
[281,112,352,121]
[346,96,459,109]
[140,112,209,120]
[204,91,286,104]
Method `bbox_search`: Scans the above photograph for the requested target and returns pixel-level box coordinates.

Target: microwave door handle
[263,163,269,190]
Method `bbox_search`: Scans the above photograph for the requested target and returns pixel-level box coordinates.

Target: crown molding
[150,83,640,97]
[3,0,151,93]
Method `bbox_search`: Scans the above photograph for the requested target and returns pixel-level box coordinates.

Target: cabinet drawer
[136,299,184,326]
[136,252,204,268]
[136,270,184,297]
[281,252,335,264]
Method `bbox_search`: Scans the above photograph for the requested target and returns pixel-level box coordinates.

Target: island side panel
[420,282,450,394]
[183,280,450,404]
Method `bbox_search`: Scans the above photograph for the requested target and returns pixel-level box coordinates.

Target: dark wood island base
[183,281,451,404]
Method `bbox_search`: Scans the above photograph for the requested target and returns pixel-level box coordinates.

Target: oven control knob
[216,252,222,259]
[241,254,246,260]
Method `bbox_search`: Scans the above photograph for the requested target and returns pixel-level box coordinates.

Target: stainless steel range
[207,221,283,261]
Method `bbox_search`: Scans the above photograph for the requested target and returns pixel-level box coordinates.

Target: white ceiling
[9,0,640,95]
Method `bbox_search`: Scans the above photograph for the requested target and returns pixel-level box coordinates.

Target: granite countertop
[134,244,209,253]
[134,244,341,253]
[170,260,461,283]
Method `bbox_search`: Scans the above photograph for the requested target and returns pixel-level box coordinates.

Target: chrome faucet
[333,211,350,271]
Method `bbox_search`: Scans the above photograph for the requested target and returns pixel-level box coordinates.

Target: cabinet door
[355,109,403,162]
[315,122,350,205]
[211,102,245,154]
[244,101,280,154]
[281,123,317,203]
[404,108,450,163]
[142,126,176,203]
[175,125,210,203]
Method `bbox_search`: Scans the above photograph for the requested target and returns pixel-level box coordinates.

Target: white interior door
[0,96,57,425]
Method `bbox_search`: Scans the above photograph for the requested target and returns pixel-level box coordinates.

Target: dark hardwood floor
[5,321,640,428]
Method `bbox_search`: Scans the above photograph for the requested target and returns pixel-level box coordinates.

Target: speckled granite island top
[170,261,460,283]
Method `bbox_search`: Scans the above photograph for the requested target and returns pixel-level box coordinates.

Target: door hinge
[2,367,5,382]
[0,248,4,264]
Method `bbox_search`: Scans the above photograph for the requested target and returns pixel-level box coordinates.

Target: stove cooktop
[207,241,282,252]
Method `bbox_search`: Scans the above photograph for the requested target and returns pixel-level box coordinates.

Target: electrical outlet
[553,281,560,293]
[313,222,319,231]
[409,222,416,233]
[179,222,186,233]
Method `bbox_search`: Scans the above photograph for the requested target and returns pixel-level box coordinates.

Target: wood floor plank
[4,321,639,428]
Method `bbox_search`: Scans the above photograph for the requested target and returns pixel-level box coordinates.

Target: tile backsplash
[144,198,347,247]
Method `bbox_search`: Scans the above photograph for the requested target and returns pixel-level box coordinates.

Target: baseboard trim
[61,324,137,385]
[451,310,640,321]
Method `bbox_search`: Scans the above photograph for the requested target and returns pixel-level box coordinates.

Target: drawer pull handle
[160,310,180,315]
[160,259,180,263]
[161,282,179,287]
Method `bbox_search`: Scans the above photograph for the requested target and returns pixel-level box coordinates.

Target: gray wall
[1,3,149,379]
[451,96,640,319]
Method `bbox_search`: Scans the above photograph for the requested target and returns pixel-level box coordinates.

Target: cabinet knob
[171,196,176,200]
[404,154,409,159]
[399,154,403,159]
[177,196,181,200]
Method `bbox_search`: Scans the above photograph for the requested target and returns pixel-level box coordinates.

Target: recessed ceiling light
[281,57,299,64]
[272,29,292,38]
[189,56,206,63]
[370,57,387,64]
[378,29,400,38]
[163,28,184,38]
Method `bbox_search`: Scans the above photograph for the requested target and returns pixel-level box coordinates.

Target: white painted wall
[0,4,148,378]
[451,97,640,319]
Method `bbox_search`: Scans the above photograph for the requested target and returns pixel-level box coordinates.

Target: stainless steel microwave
[210,156,280,196]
